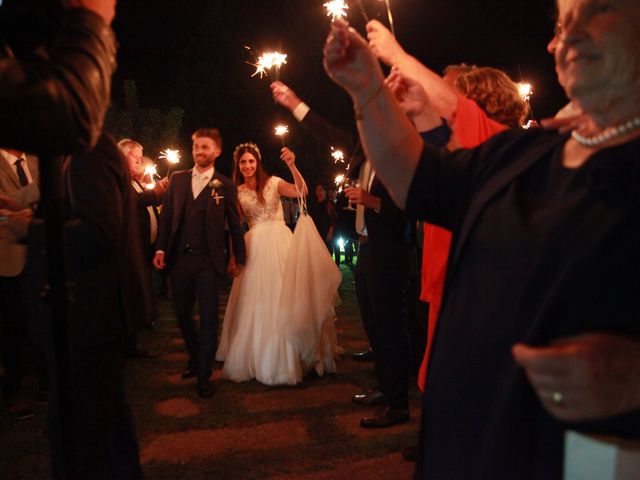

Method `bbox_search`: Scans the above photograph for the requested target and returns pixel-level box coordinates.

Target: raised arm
[277,147,308,198]
[323,20,423,208]
[366,20,458,123]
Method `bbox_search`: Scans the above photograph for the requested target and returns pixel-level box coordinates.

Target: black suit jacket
[27,133,154,347]
[156,169,246,276]
[301,109,415,250]
[132,184,160,260]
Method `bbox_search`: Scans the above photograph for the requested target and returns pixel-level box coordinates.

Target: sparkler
[518,83,533,103]
[324,0,349,21]
[380,0,396,37]
[249,50,288,79]
[159,148,181,177]
[353,0,370,23]
[274,124,289,146]
[331,147,345,164]
[517,82,535,125]
[143,164,159,189]
[334,173,345,192]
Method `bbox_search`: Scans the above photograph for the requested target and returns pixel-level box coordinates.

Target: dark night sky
[110,0,566,181]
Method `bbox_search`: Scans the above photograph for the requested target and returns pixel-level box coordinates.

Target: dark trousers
[355,243,413,409]
[170,251,220,381]
[47,341,143,480]
[0,274,28,398]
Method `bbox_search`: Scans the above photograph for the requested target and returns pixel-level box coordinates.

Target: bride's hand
[281,147,296,167]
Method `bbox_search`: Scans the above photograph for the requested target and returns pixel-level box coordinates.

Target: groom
[153,128,246,398]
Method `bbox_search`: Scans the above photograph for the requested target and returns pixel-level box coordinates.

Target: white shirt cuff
[293,102,310,122]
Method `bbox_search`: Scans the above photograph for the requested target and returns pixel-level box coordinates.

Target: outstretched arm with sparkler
[366,20,459,123]
[277,147,308,198]
[324,20,422,209]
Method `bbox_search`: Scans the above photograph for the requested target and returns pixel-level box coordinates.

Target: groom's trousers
[170,249,221,381]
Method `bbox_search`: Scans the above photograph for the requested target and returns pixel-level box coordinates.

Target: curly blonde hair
[232,142,270,204]
[454,67,528,128]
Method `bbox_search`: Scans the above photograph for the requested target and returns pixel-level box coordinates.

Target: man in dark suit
[153,128,246,399]
[272,81,416,427]
[0,148,40,419]
[3,133,149,479]
[118,138,167,357]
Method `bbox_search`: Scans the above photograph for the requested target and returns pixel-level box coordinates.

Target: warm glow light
[518,83,533,102]
[159,148,181,164]
[274,125,289,137]
[251,51,288,78]
[324,0,349,21]
[334,174,345,189]
[331,148,345,163]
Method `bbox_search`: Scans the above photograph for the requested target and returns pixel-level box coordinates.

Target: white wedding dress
[216,176,339,385]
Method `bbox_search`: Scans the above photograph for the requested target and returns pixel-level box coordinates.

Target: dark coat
[156,168,246,276]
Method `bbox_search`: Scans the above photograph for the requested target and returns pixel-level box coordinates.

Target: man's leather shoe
[197,379,215,399]
[352,348,374,362]
[360,406,409,428]
[352,390,388,406]
[181,363,198,379]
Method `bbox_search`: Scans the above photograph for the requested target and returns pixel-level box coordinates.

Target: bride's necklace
[572,115,640,147]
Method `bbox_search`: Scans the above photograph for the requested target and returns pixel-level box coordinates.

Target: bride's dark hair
[233,142,270,204]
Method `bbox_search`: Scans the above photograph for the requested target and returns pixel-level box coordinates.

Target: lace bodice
[238,176,285,228]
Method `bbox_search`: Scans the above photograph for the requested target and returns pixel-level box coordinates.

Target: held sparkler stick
[274,124,289,147]
[159,148,181,177]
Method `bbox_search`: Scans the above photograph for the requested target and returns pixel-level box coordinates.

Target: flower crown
[233,142,261,163]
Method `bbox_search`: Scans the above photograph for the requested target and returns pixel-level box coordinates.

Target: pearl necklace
[572,116,640,147]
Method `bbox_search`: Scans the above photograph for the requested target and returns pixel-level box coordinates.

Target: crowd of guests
[2,0,640,479]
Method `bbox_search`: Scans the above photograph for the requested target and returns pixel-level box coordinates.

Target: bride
[216,142,339,385]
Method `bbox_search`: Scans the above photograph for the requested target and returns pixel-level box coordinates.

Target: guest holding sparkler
[118,139,167,357]
[324,2,640,475]
[216,143,339,386]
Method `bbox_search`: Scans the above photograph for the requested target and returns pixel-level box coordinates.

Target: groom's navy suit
[156,169,245,381]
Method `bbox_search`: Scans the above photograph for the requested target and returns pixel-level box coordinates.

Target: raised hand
[366,19,404,67]
[323,19,383,99]
[280,147,296,167]
[270,81,302,112]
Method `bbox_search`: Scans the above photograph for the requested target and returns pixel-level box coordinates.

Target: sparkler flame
[274,125,289,137]
[251,51,288,78]
[159,148,181,164]
[518,83,533,102]
[324,0,349,21]
[334,174,345,187]
[331,148,345,163]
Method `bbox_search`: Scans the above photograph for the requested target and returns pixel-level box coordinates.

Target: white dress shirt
[192,166,214,199]
[0,149,34,185]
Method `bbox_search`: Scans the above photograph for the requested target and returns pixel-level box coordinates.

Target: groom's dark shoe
[181,362,198,379]
[352,390,388,406]
[360,406,409,428]
[197,378,215,399]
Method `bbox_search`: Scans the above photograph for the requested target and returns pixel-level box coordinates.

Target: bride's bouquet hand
[280,147,296,168]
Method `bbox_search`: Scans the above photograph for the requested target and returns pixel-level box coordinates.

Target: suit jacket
[0,153,40,276]
[301,109,416,252]
[156,168,246,276]
[132,183,160,260]
[27,133,154,347]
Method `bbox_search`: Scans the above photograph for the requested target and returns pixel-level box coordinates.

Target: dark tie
[14,158,29,187]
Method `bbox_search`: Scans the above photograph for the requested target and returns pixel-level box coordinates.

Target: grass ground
[1,264,421,479]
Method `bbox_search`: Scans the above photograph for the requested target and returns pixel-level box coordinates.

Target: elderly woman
[324,0,640,478]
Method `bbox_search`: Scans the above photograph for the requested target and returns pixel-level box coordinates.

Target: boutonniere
[209,179,224,205]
